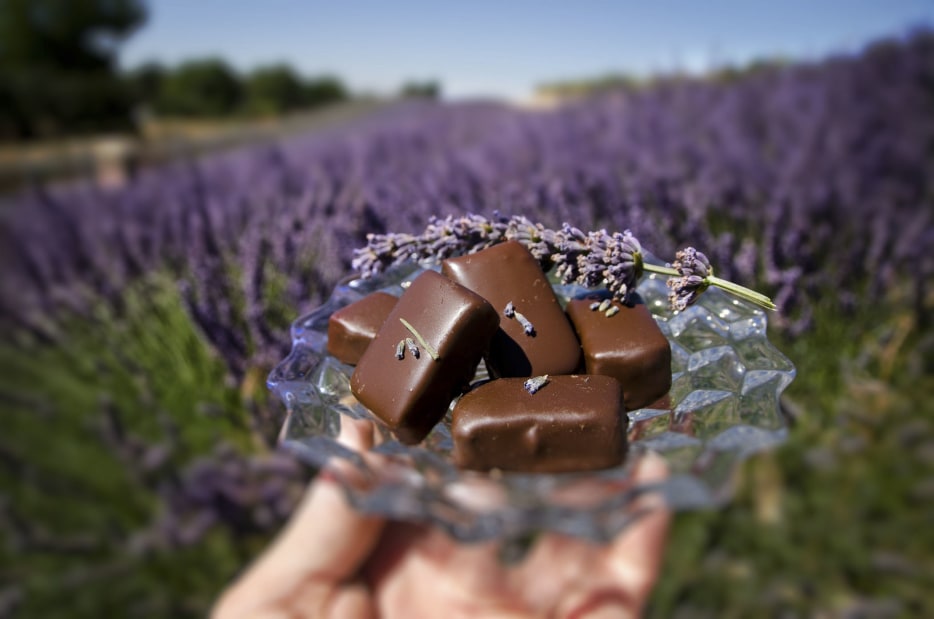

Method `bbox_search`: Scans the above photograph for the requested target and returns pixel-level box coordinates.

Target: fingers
[326,577,378,619]
[604,451,671,605]
[212,418,385,619]
[364,522,511,619]
[517,451,671,618]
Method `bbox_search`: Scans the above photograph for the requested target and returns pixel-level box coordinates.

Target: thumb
[604,451,671,604]
[212,418,385,618]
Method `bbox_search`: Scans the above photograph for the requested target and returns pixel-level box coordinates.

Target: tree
[126,60,167,109]
[400,80,441,100]
[0,0,147,139]
[303,76,348,108]
[156,58,243,117]
[245,64,306,115]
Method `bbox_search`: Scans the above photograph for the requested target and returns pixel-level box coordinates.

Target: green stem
[708,276,777,311]
[641,263,776,311]
[399,317,440,360]
[642,263,680,277]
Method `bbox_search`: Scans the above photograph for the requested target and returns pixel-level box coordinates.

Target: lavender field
[2,32,933,617]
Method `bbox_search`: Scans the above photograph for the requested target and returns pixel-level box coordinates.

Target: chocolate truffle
[441,241,581,378]
[451,374,626,472]
[327,291,398,365]
[350,270,500,444]
[566,297,672,411]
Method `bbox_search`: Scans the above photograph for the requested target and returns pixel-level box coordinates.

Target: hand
[213,420,670,619]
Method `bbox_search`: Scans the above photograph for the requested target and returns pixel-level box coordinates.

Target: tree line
[127,59,350,119]
[0,0,438,142]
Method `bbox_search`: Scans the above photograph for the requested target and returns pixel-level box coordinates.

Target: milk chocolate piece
[327,292,398,365]
[566,296,672,411]
[350,270,499,444]
[451,375,626,472]
[441,241,581,378]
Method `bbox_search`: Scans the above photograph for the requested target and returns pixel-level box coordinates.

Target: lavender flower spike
[354,214,774,312]
[665,247,777,311]
[667,248,712,311]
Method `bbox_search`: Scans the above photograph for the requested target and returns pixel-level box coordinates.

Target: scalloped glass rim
[268,258,796,542]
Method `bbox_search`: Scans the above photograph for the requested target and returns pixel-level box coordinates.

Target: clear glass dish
[268,260,795,543]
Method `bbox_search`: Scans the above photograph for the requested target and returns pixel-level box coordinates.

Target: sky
[121,1,934,101]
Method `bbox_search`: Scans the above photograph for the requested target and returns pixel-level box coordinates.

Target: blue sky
[122,1,933,101]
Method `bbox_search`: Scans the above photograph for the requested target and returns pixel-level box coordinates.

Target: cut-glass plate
[268,260,795,542]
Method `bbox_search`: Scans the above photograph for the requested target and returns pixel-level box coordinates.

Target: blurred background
[2,1,933,616]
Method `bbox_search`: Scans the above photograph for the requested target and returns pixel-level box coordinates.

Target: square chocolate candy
[451,374,626,472]
[566,296,672,411]
[350,270,500,444]
[327,291,398,365]
[442,241,581,378]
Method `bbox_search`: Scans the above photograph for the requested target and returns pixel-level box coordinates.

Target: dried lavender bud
[504,301,516,318]
[405,337,420,359]
[523,374,550,394]
[395,339,406,360]
[597,299,612,312]
[355,215,772,313]
[605,306,620,317]
[400,317,439,361]
[675,247,711,279]
[589,301,601,311]
[513,310,535,336]
[667,247,712,311]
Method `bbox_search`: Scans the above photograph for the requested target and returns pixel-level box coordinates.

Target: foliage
[399,79,442,99]
[154,58,244,118]
[131,60,349,119]
[649,300,934,617]
[243,65,348,115]
[244,64,307,115]
[302,74,349,108]
[0,273,306,617]
[0,0,147,139]
[125,60,167,109]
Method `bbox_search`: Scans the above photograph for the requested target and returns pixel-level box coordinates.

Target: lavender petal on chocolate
[566,295,672,411]
[451,375,627,473]
[350,270,500,445]
[327,291,398,365]
[441,241,581,378]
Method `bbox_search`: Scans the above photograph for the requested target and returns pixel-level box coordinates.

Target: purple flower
[667,247,712,311]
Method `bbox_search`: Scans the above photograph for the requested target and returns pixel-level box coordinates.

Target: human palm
[213,421,669,619]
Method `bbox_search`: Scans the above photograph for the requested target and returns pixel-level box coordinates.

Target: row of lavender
[4,32,933,375]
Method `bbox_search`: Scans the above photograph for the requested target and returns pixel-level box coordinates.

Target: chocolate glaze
[327,291,398,365]
[451,374,626,472]
[442,241,581,378]
[350,270,500,444]
[566,296,672,411]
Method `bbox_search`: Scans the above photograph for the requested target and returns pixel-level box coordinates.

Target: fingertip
[633,450,669,486]
[326,579,377,619]
[337,417,378,452]
[603,451,672,600]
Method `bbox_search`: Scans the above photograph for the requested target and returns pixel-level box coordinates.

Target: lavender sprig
[354,214,775,312]
[666,247,777,311]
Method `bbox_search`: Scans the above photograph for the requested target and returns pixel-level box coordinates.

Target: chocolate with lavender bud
[566,295,672,411]
[441,241,581,378]
[451,374,626,473]
[327,291,398,365]
[350,270,499,444]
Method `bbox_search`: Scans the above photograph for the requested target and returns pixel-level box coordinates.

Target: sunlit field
[2,32,932,617]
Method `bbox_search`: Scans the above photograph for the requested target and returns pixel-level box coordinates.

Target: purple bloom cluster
[667,247,712,311]
[355,213,651,305]
[146,446,305,548]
